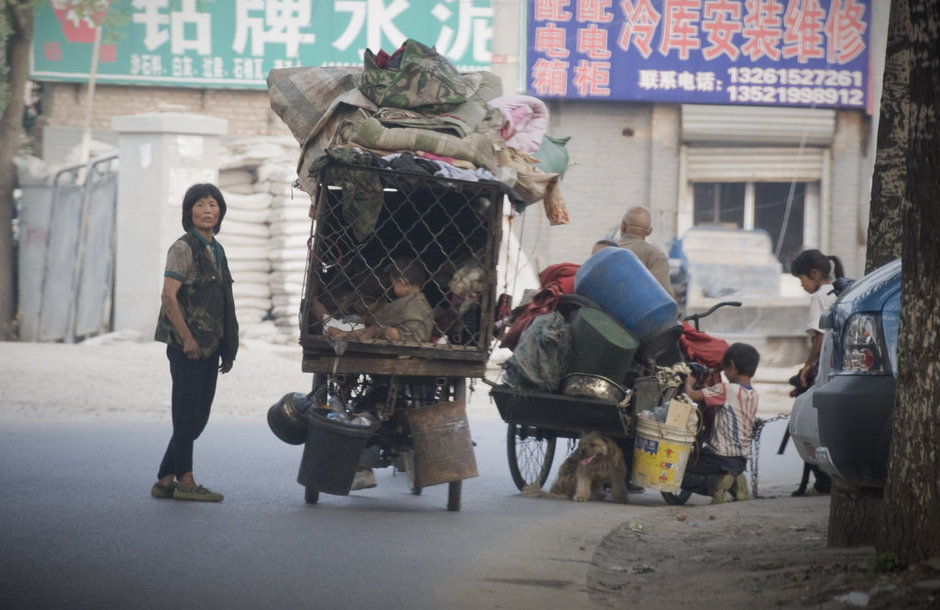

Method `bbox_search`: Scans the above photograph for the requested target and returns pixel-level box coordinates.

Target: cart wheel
[661,490,692,505]
[304,485,320,505]
[506,424,556,491]
[447,480,461,512]
[401,449,422,496]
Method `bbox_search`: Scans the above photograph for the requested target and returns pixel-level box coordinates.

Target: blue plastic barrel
[574,247,678,342]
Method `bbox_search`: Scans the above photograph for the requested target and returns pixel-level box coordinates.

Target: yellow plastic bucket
[632,414,697,493]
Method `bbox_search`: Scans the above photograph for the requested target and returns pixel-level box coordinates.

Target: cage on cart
[299,159,509,379]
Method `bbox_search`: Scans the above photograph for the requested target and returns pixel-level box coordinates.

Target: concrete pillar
[111,112,227,338]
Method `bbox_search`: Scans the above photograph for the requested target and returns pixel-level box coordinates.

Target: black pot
[267,392,313,445]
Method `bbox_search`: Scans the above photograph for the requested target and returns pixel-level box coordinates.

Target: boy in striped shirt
[681,343,761,504]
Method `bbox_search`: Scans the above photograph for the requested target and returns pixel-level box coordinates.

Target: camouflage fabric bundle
[359,39,470,112]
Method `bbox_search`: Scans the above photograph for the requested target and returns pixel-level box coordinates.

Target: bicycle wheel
[661,489,692,505]
[506,424,556,490]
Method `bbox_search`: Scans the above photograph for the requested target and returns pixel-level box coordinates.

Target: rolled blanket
[351,117,498,172]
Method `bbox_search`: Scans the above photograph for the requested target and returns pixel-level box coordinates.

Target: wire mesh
[301,165,505,357]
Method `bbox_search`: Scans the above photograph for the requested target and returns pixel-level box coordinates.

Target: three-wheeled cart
[293,158,511,511]
[488,300,743,505]
[488,373,666,491]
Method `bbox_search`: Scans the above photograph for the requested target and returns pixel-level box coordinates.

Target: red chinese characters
[702,0,742,60]
[741,0,785,61]
[659,0,702,59]
[825,0,867,63]
[782,0,826,62]
[619,0,662,58]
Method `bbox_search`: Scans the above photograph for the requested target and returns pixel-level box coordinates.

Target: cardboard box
[665,398,695,430]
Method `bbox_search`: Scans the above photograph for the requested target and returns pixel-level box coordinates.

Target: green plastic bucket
[569,307,639,384]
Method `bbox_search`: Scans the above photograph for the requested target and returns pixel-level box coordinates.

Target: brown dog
[524,432,629,503]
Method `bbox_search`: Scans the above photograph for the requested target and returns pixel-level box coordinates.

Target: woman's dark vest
[155,232,239,361]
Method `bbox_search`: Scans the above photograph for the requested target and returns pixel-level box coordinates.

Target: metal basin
[561,373,627,403]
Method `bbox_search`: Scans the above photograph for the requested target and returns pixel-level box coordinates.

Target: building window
[692,181,811,268]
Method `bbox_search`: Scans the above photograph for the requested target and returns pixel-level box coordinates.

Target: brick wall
[38,83,292,162]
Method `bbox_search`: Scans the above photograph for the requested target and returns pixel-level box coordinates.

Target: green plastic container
[569,307,639,384]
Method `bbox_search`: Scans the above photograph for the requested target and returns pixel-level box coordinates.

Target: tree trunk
[865,0,909,274]
[877,0,940,564]
[0,2,34,340]
[826,0,910,549]
[827,485,881,548]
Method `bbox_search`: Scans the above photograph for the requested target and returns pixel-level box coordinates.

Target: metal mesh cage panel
[300,164,504,368]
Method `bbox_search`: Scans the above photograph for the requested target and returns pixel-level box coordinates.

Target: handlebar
[683,301,742,331]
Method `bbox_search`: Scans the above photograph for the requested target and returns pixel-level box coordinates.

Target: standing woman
[152,183,239,502]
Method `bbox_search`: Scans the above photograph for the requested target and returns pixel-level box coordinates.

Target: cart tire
[304,485,320,505]
[506,424,556,491]
[661,490,692,505]
[447,480,461,511]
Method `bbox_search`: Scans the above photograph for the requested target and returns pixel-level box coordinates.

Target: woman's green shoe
[150,482,177,499]
[173,484,224,502]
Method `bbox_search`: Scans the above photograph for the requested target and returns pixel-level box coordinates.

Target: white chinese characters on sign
[332,0,409,55]
[231,0,316,57]
[117,0,494,83]
[332,0,492,64]
[431,0,493,62]
[132,0,210,55]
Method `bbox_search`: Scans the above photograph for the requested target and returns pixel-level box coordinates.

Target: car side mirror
[832,277,854,295]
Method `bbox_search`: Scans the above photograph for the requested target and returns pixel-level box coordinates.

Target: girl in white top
[790,249,846,392]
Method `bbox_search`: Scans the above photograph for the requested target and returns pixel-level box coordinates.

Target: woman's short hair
[181,183,227,234]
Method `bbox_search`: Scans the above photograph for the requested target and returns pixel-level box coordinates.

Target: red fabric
[372,44,406,68]
[538,263,580,294]
[418,151,456,164]
[373,49,391,68]
[499,284,563,350]
[679,321,730,386]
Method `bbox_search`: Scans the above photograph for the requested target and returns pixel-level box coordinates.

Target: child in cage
[327,256,434,343]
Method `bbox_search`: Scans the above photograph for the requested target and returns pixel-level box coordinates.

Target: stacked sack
[262,164,310,342]
[218,136,312,344]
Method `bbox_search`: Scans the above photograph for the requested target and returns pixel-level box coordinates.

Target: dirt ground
[585,494,940,609]
[2,336,938,609]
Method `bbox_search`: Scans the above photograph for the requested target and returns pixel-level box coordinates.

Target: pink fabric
[487,95,548,153]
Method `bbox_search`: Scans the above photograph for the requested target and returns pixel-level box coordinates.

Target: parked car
[811,258,902,490]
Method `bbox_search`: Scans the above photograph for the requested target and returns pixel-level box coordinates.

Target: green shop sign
[31,0,494,89]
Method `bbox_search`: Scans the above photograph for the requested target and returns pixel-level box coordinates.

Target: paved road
[0,404,801,609]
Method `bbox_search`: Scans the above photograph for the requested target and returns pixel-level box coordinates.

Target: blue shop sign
[526,0,871,111]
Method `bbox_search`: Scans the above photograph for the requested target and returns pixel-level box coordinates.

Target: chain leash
[749,414,789,498]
